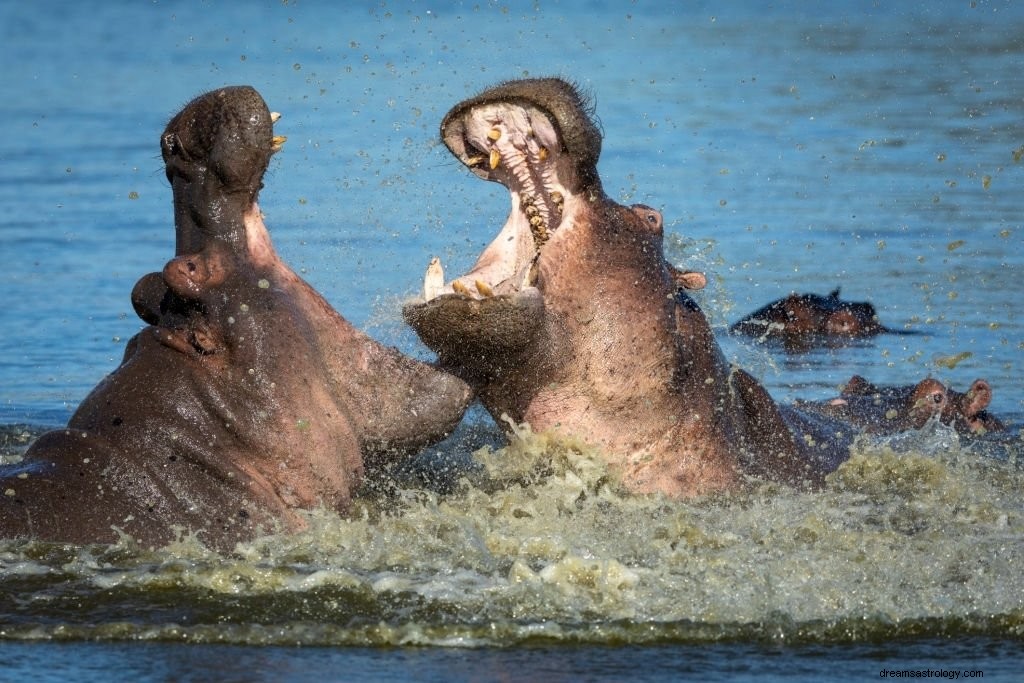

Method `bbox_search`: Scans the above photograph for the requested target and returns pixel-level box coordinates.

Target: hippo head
[403,78,670,378]
[131,86,288,358]
[876,376,1002,434]
[161,85,283,252]
[832,375,1004,435]
[400,78,835,499]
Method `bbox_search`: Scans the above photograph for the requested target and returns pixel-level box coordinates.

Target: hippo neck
[535,198,680,367]
[512,200,689,414]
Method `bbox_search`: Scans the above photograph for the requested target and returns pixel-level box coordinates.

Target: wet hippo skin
[731,288,911,349]
[0,86,471,550]
[796,375,1004,435]
[404,78,852,499]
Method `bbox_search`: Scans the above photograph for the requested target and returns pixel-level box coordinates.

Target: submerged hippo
[731,288,908,349]
[404,78,850,498]
[0,86,471,550]
[797,375,1004,435]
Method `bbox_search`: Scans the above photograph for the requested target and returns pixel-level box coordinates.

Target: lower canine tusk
[423,257,444,301]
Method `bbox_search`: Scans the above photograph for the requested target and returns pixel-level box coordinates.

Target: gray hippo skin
[797,375,1004,435]
[1,86,471,550]
[731,288,909,350]
[404,78,849,498]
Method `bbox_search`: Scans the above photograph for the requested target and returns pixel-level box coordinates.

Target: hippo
[730,288,908,349]
[796,375,1004,435]
[0,86,471,550]
[403,78,851,499]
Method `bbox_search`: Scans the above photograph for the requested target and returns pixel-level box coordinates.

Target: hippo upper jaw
[132,87,291,358]
[161,85,286,256]
[411,80,605,305]
[402,81,609,379]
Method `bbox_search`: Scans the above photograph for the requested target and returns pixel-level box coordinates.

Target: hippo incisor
[404,78,850,498]
[1,86,471,549]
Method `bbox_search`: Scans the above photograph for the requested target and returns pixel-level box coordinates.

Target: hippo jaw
[414,79,603,303]
[133,87,290,357]
[402,80,608,375]
[160,85,287,256]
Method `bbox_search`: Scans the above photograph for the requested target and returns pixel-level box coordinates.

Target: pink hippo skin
[797,375,1004,435]
[0,87,471,550]
[404,78,849,499]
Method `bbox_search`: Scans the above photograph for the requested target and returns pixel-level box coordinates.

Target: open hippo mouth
[403,79,605,361]
[414,78,601,303]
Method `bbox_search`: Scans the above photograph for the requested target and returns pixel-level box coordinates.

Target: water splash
[2,421,1023,646]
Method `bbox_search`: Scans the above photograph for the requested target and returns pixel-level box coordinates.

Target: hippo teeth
[521,193,551,248]
[423,257,444,300]
[462,105,568,250]
[420,257,500,302]
[270,111,286,154]
[426,103,571,304]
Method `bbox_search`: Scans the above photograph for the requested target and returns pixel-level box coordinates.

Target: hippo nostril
[187,261,197,273]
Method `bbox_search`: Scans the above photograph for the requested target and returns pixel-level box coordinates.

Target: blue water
[1,639,1015,683]
[2,0,1023,680]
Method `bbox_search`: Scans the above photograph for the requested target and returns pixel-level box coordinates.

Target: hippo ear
[841,375,872,396]
[964,379,992,416]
